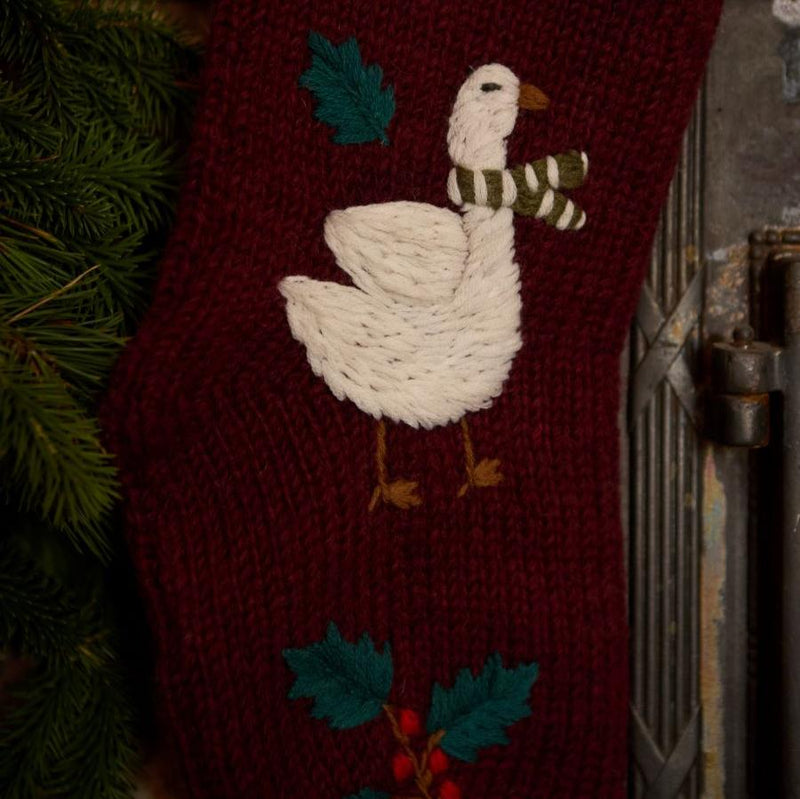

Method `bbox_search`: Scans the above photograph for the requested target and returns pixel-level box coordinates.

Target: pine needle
[7,263,101,324]
[0,2,198,793]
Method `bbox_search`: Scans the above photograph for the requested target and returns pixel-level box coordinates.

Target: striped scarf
[447,150,589,231]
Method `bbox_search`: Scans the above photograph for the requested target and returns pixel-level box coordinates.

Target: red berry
[438,780,462,799]
[429,748,449,774]
[392,751,414,783]
[398,708,423,736]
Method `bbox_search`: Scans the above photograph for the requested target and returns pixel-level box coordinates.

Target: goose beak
[518,83,550,111]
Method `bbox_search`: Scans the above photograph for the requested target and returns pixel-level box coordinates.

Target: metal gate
[625,2,800,796]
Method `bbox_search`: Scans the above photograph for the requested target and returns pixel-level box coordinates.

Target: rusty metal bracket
[709,327,783,447]
[707,229,800,798]
[708,231,800,449]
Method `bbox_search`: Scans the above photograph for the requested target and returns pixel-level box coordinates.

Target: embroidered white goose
[280,64,587,509]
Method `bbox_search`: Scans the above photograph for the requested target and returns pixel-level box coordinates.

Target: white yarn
[546,156,559,188]
[501,170,518,206]
[774,0,800,26]
[446,64,520,171]
[447,168,462,206]
[538,188,555,217]
[473,170,488,205]
[524,163,539,192]
[324,202,468,305]
[281,205,520,428]
[279,64,525,429]
[555,200,575,230]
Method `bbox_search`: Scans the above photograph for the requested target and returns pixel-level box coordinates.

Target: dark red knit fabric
[102,2,721,797]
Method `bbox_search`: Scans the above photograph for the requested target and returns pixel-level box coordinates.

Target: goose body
[281,203,519,429]
[280,64,530,429]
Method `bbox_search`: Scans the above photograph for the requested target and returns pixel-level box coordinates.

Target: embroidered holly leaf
[283,622,393,729]
[426,653,539,762]
[344,790,389,799]
[299,31,395,145]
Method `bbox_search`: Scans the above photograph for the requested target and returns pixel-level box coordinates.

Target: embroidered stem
[460,417,476,484]
[458,416,479,497]
[458,417,504,497]
[369,420,389,511]
[419,728,446,774]
[383,705,443,799]
[376,420,389,489]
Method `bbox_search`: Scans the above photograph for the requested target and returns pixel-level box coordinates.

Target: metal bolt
[733,325,755,347]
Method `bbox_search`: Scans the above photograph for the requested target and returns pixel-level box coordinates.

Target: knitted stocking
[103,2,721,797]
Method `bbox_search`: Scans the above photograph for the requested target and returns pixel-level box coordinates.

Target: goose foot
[370,419,422,510]
[458,457,503,498]
[369,478,422,511]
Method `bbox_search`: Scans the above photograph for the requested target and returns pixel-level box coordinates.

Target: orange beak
[518,83,550,111]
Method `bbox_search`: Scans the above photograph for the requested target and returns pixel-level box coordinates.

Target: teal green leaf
[345,790,389,799]
[283,622,393,729]
[426,654,539,763]
[299,31,395,145]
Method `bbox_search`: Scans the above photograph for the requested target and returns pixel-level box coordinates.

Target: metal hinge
[709,231,800,447]
[709,325,782,446]
[708,228,800,799]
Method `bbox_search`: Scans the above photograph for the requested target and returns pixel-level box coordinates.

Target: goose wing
[280,275,422,421]
[323,201,467,305]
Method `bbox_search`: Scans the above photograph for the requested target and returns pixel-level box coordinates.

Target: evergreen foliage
[0,1,198,796]
[0,537,136,799]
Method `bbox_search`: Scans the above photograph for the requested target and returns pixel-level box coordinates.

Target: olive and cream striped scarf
[447,150,589,230]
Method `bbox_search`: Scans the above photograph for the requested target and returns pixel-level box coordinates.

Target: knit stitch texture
[101,2,722,797]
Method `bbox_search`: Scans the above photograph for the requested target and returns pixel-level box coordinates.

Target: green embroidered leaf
[299,31,395,145]
[283,622,393,729]
[344,790,389,799]
[426,653,539,763]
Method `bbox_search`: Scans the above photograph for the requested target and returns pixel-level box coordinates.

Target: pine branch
[0,218,157,325]
[70,4,199,138]
[0,2,198,795]
[0,540,137,799]
[64,128,177,230]
[0,350,118,553]
[0,0,69,67]
[81,234,157,325]
[0,82,60,151]
[0,223,85,296]
[48,666,137,799]
[6,262,101,323]
[2,267,124,396]
[0,141,115,241]
[1,1,199,137]
[0,127,177,241]
[0,663,75,798]
[0,539,87,660]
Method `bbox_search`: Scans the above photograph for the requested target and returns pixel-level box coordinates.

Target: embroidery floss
[448,150,589,229]
[299,31,396,145]
[280,63,588,508]
[284,623,539,799]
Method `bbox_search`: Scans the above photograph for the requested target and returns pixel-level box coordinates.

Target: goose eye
[480,82,502,92]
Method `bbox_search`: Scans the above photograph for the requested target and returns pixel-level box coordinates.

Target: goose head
[447,63,549,171]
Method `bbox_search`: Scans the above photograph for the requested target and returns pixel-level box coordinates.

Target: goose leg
[457,417,504,497]
[368,419,422,511]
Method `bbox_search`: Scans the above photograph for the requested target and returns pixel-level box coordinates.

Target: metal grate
[627,90,705,799]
